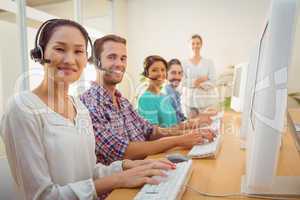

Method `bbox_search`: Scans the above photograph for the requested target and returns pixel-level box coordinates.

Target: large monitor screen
[250,22,287,133]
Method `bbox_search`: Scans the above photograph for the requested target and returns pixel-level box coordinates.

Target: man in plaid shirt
[80,35,214,165]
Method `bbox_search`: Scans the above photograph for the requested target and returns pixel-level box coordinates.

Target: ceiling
[26,0,71,7]
[0,0,113,33]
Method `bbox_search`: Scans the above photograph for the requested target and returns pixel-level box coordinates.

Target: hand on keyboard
[134,160,193,200]
[191,115,213,126]
[113,160,176,188]
[177,132,205,149]
[122,159,175,170]
[200,129,216,142]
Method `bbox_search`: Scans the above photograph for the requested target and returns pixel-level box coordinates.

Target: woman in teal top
[138,55,216,131]
[138,55,178,127]
[138,90,178,127]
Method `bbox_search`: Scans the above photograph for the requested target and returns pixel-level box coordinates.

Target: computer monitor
[241,0,300,196]
[230,62,248,112]
[240,44,261,142]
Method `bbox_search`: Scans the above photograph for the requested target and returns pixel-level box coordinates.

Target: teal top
[137,91,178,127]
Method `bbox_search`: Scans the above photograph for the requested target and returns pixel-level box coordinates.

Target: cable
[185,184,300,200]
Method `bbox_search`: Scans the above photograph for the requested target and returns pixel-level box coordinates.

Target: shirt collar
[166,84,179,94]
[90,81,123,105]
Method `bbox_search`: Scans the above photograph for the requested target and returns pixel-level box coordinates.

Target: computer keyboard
[210,118,221,134]
[134,160,193,200]
[210,111,224,121]
[188,133,221,158]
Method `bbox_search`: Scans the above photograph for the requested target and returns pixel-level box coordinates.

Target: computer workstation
[108,0,300,199]
[240,0,300,196]
[132,112,224,200]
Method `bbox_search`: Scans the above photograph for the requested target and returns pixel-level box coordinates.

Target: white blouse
[182,58,216,88]
[0,91,122,200]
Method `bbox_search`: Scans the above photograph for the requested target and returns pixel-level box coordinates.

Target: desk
[107,112,300,200]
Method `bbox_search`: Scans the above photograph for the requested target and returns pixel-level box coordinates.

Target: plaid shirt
[80,82,153,165]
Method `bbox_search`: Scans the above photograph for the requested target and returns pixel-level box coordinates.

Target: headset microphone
[99,66,113,74]
[142,70,159,80]
[95,58,124,75]
[41,59,51,64]
[147,76,159,81]
[96,58,112,74]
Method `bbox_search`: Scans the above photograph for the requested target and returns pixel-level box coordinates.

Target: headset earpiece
[142,69,148,77]
[142,61,149,77]
[31,19,93,65]
[96,59,101,69]
[30,19,57,64]
[30,45,43,63]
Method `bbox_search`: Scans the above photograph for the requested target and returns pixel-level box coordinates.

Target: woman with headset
[137,55,215,135]
[0,19,175,200]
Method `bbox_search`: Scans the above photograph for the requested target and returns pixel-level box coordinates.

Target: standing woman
[0,19,173,200]
[182,34,217,118]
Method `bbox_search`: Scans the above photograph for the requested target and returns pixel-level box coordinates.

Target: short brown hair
[93,34,126,61]
[143,55,168,77]
[191,34,203,44]
[167,58,182,72]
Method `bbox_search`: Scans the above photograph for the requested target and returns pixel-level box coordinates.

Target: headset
[142,57,153,79]
[142,67,149,78]
[30,19,93,64]
[142,56,168,80]
[94,50,127,75]
[94,56,115,74]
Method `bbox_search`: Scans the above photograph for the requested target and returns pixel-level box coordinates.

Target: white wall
[0,21,22,109]
[289,11,300,93]
[125,0,272,100]
[0,20,38,105]
[34,0,113,33]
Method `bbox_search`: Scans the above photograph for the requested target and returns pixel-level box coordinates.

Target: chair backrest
[0,157,20,200]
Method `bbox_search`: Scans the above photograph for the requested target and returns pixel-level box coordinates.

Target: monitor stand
[240,139,246,150]
[241,176,300,197]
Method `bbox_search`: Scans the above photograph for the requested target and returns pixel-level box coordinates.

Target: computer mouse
[166,153,189,163]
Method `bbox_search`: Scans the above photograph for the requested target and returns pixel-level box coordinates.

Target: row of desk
[107,111,300,200]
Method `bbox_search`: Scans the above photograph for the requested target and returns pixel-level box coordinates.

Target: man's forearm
[151,126,186,139]
[123,137,179,160]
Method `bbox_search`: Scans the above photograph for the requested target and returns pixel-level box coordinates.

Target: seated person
[164,58,186,122]
[80,35,213,166]
[137,55,213,130]
[164,58,217,126]
[0,19,174,200]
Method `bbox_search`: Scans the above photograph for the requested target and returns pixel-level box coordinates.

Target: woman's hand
[114,160,176,188]
[122,159,175,170]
